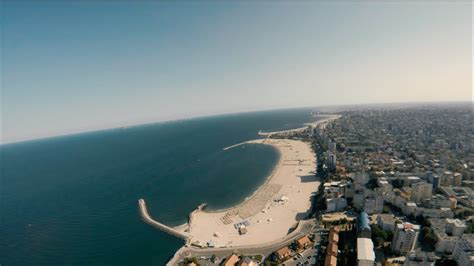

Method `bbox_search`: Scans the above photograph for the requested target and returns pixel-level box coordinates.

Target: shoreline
[201,115,340,215]
[258,114,341,136]
[203,140,283,214]
[138,113,340,261]
[174,138,318,247]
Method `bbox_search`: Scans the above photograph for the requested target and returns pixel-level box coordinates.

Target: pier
[222,141,248,151]
[138,199,190,241]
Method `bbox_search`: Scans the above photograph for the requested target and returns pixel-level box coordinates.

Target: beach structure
[137,199,190,241]
[238,226,248,235]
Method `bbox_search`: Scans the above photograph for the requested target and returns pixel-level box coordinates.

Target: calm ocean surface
[0,108,318,265]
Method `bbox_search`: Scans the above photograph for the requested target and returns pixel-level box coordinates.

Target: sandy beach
[258,114,341,137]
[175,138,319,247]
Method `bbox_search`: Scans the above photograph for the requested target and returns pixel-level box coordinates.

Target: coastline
[205,140,283,214]
[174,138,318,247]
[258,114,340,137]
[138,113,340,261]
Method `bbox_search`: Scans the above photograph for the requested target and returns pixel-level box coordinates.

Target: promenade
[167,219,315,266]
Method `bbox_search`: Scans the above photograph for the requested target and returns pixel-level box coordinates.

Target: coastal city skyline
[1,2,473,265]
[2,2,472,143]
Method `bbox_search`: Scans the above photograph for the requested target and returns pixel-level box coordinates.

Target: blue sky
[1,2,472,143]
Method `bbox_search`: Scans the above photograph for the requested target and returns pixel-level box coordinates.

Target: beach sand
[175,139,319,247]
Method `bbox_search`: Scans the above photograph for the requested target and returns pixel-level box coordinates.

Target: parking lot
[283,247,318,266]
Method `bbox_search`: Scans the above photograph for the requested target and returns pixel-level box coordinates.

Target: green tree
[466,221,474,233]
[371,224,389,247]
[420,227,437,249]
[391,179,404,189]
[387,231,394,241]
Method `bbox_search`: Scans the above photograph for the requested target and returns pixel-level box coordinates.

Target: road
[167,220,316,265]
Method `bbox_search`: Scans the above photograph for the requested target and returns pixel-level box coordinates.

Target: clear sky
[1,2,472,143]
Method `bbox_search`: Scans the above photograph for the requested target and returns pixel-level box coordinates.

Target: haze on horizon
[1,2,472,143]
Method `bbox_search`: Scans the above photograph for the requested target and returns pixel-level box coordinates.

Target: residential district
[176,103,473,266]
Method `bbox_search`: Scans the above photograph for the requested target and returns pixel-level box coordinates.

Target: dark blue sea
[0,108,318,265]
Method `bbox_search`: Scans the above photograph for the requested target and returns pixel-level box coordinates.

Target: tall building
[391,223,420,254]
[328,141,337,153]
[328,151,337,170]
[453,173,463,187]
[441,171,462,187]
[432,175,440,190]
[452,234,474,266]
[410,181,432,204]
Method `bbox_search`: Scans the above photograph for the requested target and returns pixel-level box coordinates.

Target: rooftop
[357,237,375,261]
[296,235,311,247]
[325,255,337,266]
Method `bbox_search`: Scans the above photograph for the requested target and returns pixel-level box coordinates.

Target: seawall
[138,199,190,242]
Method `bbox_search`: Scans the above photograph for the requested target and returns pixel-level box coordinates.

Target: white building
[357,237,375,266]
[446,219,467,237]
[411,181,433,204]
[391,223,420,254]
[404,176,421,186]
[403,202,417,216]
[430,218,460,253]
[377,214,396,232]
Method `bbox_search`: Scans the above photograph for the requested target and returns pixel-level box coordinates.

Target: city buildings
[391,223,420,254]
[410,181,433,204]
[452,234,474,266]
[376,214,397,232]
[429,218,467,253]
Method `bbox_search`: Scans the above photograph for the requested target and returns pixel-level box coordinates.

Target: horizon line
[1,100,471,146]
